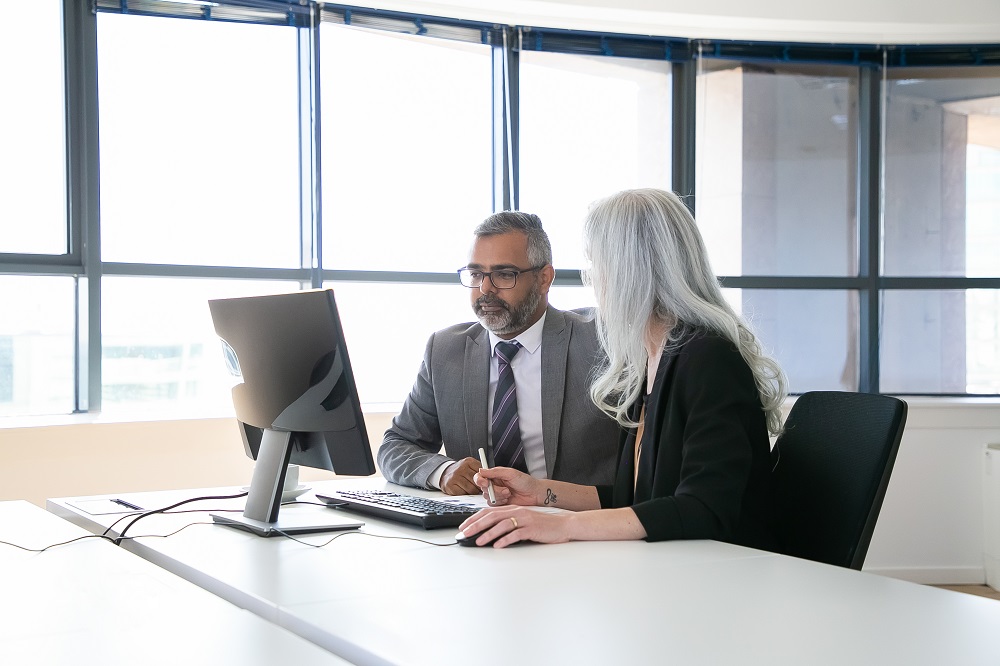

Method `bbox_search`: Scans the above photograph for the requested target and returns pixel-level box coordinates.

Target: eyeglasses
[457,266,545,289]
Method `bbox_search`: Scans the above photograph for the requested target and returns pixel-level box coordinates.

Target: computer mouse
[454,530,497,547]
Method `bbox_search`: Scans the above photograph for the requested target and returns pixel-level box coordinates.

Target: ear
[537,264,555,295]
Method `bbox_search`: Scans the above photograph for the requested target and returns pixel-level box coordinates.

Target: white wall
[2,402,998,584]
[864,399,1000,584]
[0,413,394,508]
[357,0,1000,43]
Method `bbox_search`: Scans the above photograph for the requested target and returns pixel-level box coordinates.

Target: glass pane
[519,52,671,270]
[967,289,1000,393]
[0,277,75,417]
[881,289,1000,394]
[883,67,1000,277]
[330,281,599,407]
[724,288,858,393]
[697,60,858,277]
[320,26,493,272]
[101,278,301,416]
[329,282,476,406]
[549,284,596,312]
[0,0,66,254]
[97,15,300,267]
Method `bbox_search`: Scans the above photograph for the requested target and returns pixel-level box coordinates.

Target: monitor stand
[210,428,363,537]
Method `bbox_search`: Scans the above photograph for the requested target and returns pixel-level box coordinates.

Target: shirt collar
[489,310,546,356]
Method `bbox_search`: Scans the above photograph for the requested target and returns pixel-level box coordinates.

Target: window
[97,14,301,267]
[697,61,859,277]
[727,289,859,391]
[0,277,76,416]
[2,4,1000,420]
[519,51,672,269]
[882,67,1000,392]
[697,59,861,390]
[883,68,1000,278]
[328,282,475,406]
[101,277,300,416]
[0,0,66,255]
[320,25,493,273]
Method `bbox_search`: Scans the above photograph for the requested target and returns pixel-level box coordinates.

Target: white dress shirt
[486,312,547,478]
[428,312,548,488]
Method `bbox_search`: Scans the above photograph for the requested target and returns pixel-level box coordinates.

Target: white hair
[584,188,787,435]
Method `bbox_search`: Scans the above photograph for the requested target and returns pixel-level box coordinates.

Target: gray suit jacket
[378,305,621,489]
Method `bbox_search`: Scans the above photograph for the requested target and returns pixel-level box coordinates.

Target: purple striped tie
[492,340,526,472]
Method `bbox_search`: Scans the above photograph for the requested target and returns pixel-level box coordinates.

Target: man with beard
[377,212,620,494]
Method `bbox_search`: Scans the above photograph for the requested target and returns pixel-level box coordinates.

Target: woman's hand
[457,506,575,548]
[474,466,542,506]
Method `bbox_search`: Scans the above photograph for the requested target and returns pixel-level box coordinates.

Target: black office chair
[769,391,907,570]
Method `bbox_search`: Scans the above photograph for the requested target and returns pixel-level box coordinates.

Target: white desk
[0,500,350,665]
[50,480,1000,666]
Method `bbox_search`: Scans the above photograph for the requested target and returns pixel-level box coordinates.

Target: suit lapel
[540,307,568,478]
[464,326,490,461]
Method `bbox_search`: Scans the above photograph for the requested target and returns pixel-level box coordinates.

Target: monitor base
[210,511,363,537]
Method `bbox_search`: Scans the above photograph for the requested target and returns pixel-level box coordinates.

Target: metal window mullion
[671,59,697,213]
[717,276,868,290]
[64,0,102,413]
[492,27,518,212]
[298,16,323,288]
[857,66,882,394]
[101,263,313,281]
[323,270,458,284]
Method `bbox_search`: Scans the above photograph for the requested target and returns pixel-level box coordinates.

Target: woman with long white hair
[460,188,786,548]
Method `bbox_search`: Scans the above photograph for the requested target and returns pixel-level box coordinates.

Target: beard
[473,284,544,336]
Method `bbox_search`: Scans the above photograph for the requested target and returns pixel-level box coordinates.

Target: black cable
[123,521,218,541]
[271,526,460,548]
[0,533,119,553]
[278,499,329,508]
[102,505,247,536]
[103,494,336,541]
[3,519,229,553]
[2,517,460,552]
[112,491,248,544]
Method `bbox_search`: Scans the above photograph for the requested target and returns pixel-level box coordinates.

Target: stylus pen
[478,447,496,505]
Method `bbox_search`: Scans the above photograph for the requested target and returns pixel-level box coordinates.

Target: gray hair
[584,188,787,435]
[474,211,553,267]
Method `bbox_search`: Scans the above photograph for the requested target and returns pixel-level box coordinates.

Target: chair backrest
[769,391,907,570]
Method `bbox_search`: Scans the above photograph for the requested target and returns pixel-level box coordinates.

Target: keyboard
[316,490,480,529]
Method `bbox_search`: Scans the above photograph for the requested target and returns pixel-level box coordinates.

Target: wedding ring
[510,516,518,529]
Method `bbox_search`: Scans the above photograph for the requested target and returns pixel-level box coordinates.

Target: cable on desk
[271,500,463,547]
[105,495,308,537]
[111,492,249,545]
[270,526,461,549]
[0,533,119,553]
[103,505,245,536]
[3,515,463,552]
[0,520,221,553]
[123,521,218,541]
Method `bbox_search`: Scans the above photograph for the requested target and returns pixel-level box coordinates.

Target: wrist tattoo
[543,488,558,505]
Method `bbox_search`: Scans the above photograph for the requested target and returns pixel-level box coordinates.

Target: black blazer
[596,330,775,549]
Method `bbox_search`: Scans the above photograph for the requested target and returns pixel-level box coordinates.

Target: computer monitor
[207,288,375,536]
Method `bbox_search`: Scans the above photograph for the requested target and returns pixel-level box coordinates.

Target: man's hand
[439,457,482,495]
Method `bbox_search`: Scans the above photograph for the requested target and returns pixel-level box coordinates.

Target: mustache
[475,295,510,311]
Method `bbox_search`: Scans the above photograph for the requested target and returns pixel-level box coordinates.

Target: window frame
[3,0,1000,419]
